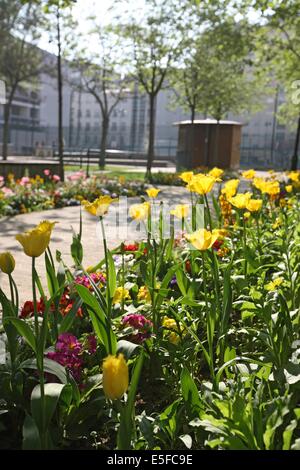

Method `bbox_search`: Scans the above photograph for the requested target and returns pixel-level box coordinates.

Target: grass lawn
[64,164,146,181]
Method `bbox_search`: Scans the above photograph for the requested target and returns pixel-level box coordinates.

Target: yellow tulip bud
[285,185,293,193]
[0,252,15,274]
[242,169,256,179]
[102,354,129,400]
[146,188,160,199]
[208,167,224,179]
[16,220,56,258]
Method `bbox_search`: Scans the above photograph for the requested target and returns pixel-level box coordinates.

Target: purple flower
[169,275,178,287]
[87,334,97,354]
[56,333,82,355]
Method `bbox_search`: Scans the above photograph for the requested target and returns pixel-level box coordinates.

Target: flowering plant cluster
[0,170,146,217]
[0,168,299,452]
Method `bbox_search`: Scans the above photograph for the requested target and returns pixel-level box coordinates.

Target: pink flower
[67,170,86,182]
[1,187,14,197]
[44,169,51,176]
[122,313,153,343]
[20,176,30,186]
[52,174,60,182]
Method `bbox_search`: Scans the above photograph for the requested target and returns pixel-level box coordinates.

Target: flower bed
[0,168,299,450]
[0,170,146,217]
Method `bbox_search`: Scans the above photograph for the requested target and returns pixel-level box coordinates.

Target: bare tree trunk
[57,7,64,182]
[191,106,195,124]
[99,116,109,169]
[290,113,300,171]
[2,91,14,161]
[191,106,196,169]
[146,93,156,180]
[213,119,220,167]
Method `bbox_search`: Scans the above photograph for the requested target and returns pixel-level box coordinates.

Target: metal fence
[0,123,296,170]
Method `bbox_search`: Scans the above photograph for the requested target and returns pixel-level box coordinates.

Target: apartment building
[0,48,295,168]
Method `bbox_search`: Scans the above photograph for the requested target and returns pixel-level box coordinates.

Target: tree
[253,0,300,170]
[0,1,43,160]
[171,11,262,165]
[76,24,130,169]
[27,0,77,181]
[119,0,183,179]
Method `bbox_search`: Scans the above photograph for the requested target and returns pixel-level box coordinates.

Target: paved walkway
[0,186,192,302]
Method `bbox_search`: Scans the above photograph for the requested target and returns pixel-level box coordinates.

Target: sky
[39,0,145,54]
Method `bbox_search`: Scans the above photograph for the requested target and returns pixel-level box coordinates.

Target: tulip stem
[242,215,247,277]
[32,257,46,449]
[8,274,15,307]
[204,194,213,230]
[100,216,111,321]
[201,252,215,380]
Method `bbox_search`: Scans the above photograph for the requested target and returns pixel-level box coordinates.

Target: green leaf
[59,297,83,334]
[9,318,36,353]
[31,382,70,434]
[179,434,192,449]
[71,232,83,266]
[45,251,58,297]
[107,251,117,299]
[180,367,202,416]
[117,351,144,450]
[22,415,41,450]
[21,357,80,405]
[117,340,140,360]
[75,284,117,355]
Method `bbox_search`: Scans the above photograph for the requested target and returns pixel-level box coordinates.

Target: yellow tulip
[221,179,240,199]
[285,185,293,193]
[129,202,150,221]
[187,174,216,195]
[112,287,131,304]
[179,171,194,183]
[229,192,252,210]
[146,188,160,199]
[208,167,224,179]
[288,171,300,183]
[185,228,219,251]
[253,178,280,196]
[212,228,228,239]
[102,354,129,400]
[170,204,189,219]
[16,220,56,258]
[0,252,15,274]
[82,196,116,217]
[242,169,256,179]
[246,199,263,212]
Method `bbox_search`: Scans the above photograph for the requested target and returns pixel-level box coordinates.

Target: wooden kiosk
[174,119,243,170]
